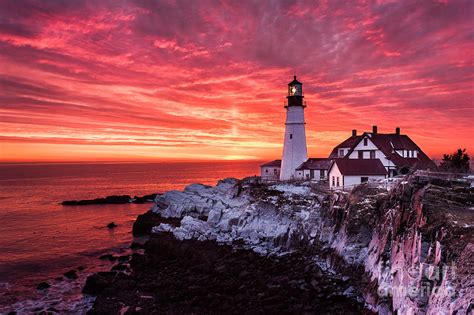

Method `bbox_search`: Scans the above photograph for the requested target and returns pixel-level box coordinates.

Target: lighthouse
[279,76,308,180]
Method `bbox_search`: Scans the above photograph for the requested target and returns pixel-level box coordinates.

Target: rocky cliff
[86,173,472,314]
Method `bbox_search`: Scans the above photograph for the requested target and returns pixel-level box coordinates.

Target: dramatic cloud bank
[0,0,473,161]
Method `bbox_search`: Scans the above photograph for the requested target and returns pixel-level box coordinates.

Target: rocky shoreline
[84,173,473,314]
[85,225,371,314]
[62,194,159,206]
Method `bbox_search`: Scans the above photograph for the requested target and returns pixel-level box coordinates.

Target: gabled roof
[363,133,435,169]
[329,131,436,170]
[329,135,363,158]
[330,159,387,176]
[260,159,281,167]
[296,158,332,170]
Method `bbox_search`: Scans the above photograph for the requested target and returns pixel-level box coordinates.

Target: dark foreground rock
[64,269,78,280]
[36,282,50,290]
[106,222,117,229]
[62,194,158,206]
[132,211,180,235]
[85,232,371,314]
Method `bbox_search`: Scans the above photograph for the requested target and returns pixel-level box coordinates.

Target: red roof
[330,131,436,170]
[330,159,387,176]
[296,158,332,170]
[329,135,362,158]
[260,160,281,167]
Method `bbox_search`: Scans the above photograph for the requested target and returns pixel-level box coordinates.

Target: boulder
[132,211,180,235]
[36,282,50,290]
[64,269,78,280]
[107,222,117,229]
[83,272,117,295]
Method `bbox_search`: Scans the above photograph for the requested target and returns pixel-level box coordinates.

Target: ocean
[0,161,260,313]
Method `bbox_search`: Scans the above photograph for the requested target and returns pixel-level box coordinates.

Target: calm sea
[0,161,260,313]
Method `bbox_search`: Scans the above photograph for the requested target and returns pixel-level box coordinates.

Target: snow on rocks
[151,178,320,255]
[148,174,473,314]
[269,183,311,196]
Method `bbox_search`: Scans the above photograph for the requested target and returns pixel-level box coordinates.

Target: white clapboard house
[327,126,436,189]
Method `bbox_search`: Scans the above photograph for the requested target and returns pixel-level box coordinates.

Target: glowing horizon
[1,0,473,163]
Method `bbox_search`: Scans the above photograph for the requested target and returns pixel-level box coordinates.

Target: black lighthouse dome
[286,76,304,107]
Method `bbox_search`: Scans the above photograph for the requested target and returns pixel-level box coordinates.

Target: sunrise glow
[0,0,473,162]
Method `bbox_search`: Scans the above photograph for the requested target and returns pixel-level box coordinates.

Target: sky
[0,0,473,162]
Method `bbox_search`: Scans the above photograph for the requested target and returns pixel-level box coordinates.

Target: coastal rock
[83,272,118,295]
[146,174,473,314]
[62,195,131,205]
[64,270,78,280]
[106,222,117,229]
[86,173,473,314]
[99,254,117,261]
[36,282,50,290]
[86,233,367,314]
[132,211,180,235]
[132,194,158,204]
[62,193,160,206]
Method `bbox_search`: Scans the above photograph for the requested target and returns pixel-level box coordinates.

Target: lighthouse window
[290,134,293,139]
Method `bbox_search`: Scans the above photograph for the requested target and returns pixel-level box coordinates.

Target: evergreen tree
[439,149,470,173]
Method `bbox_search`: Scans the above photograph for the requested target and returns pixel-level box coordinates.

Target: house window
[320,170,325,178]
[363,138,368,146]
[339,149,345,157]
[361,177,369,183]
[310,169,314,179]
[408,150,411,157]
[290,134,293,139]
[336,177,340,187]
[273,169,278,174]
[265,169,268,173]
[332,176,335,186]
[358,151,364,159]
[370,151,376,159]
[306,174,310,179]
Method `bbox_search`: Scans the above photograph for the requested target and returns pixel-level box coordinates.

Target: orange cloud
[0,0,473,162]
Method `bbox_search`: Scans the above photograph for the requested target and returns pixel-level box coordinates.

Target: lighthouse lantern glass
[289,84,301,96]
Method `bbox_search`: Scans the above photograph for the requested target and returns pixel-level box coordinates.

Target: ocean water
[0,161,260,313]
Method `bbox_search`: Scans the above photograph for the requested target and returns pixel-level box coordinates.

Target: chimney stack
[352,129,357,137]
[372,125,378,134]
[396,127,400,135]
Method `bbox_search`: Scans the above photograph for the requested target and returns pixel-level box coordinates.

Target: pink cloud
[0,0,473,161]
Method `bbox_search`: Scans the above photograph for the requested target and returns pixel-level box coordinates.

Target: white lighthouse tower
[280,76,308,180]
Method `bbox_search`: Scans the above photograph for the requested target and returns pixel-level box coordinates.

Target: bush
[439,149,470,173]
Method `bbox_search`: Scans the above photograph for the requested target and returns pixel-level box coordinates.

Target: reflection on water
[0,161,260,312]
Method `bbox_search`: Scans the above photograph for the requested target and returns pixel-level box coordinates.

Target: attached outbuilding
[260,160,281,181]
[328,159,387,190]
[296,158,332,181]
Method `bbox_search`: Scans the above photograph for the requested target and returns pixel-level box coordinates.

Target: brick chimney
[352,129,357,137]
[396,127,400,135]
[372,125,378,134]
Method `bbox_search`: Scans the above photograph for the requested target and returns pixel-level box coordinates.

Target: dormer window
[339,149,344,157]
